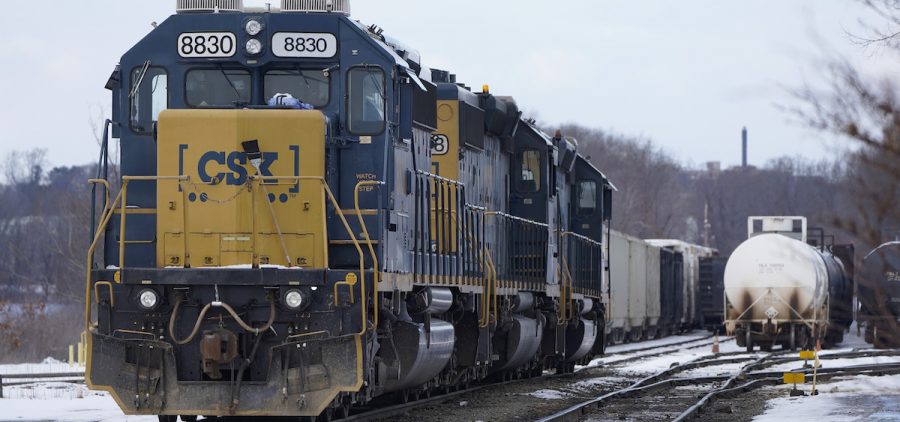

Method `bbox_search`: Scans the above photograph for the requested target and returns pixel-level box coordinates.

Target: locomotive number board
[178,32,237,58]
[272,33,338,58]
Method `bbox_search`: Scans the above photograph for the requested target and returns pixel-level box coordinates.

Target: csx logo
[198,150,278,185]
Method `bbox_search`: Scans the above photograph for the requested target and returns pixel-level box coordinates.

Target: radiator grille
[176,0,243,13]
[281,0,351,15]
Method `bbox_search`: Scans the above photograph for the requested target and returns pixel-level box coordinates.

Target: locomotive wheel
[873,325,884,349]
[745,330,753,353]
[397,390,409,404]
[335,397,352,419]
[158,417,177,422]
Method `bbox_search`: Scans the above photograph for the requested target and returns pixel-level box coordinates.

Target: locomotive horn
[242,140,263,168]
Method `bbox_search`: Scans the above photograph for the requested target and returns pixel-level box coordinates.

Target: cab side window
[130,67,168,133]
[577,180,597,216]
[347,67,386,135]
[517,149,541,193]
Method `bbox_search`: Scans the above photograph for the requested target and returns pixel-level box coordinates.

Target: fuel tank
[724,233,839,322]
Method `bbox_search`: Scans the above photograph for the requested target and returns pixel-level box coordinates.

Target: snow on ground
[578,330,728,371]
[604,331,711,355]
[614,337,746,376]
[0,358,151,421]
[528,389,570,400]
[0,357,82,375]
[754,374,900,422]
[678,362,749,378]
[762,355,900,373]
[2,394,156,422]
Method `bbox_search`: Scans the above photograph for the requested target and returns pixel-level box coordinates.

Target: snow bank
[2,395,156,421]
[528,389,570,400]
[0,357,82,375]
[754,374,900,422]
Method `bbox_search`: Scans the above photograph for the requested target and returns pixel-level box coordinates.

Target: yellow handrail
[85,175,373,341]
[251,176,369,336]
[88,179,111,217]
[482,246,498,328]
[118,176,190,279]
[354,181,384,328]
[560,256,575,323]
[84,186,124,331]
[449,211,492,327]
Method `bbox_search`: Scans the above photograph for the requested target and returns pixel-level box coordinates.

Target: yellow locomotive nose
[156,109,328,269]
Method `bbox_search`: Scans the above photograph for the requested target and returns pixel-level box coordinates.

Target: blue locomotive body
[85,1,615,419]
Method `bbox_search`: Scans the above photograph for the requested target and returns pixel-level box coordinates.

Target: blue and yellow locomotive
[85,0,615,419]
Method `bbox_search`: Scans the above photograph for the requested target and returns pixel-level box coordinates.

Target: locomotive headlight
[284,289,305,310]
[245,39,263,55]
[245,19,263,36]
[138,289,159,310]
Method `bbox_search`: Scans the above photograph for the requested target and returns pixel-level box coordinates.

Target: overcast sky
[0,1,892,169]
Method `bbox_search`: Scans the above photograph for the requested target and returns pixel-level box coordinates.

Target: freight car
[606,232,715,343]
[84,1,617,419]
[698,255,727,332]
[724,217,854,352]
[646,239,717,331]
[860,241,900,348]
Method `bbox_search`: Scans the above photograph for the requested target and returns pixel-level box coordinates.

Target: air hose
[168,295,276,345]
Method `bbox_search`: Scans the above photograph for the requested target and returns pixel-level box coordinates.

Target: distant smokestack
[742,127,748,167]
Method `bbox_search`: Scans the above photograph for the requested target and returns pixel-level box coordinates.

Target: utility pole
[704,202,712,247]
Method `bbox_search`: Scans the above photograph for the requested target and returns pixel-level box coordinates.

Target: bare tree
[791,2,900,346]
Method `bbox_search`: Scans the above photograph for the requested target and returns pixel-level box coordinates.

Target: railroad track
[0,334,738,420]
[539,349,900,422]
[346,335,737,421]
[604,334,716,357]
[595,335,735,368]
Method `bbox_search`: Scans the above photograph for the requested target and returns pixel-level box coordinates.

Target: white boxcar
[608,231,631,343]
[646,239,716,330]
[645,243,662,338]
[627,234,648,341]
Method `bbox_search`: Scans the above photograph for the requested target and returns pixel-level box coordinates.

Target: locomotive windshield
[264,69,330,107]
[186,68,251,107]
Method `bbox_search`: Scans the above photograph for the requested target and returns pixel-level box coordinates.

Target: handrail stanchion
[354,180,385,328]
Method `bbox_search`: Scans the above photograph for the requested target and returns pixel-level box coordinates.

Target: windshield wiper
[218,64,243,106]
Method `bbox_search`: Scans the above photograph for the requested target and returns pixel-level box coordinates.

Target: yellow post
[80,331,87,366]
[811,341,821,396]
[68,344,75,367]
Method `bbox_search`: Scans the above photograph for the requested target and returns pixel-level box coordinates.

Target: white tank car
[724,216,853,351]
[724,233,828,323]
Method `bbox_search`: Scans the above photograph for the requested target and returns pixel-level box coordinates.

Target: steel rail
[604,334,716,356]
[676,362,900,421]
[538,349,784,422]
